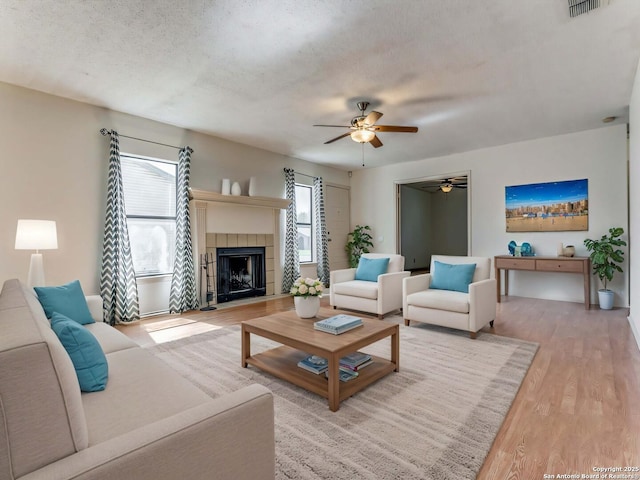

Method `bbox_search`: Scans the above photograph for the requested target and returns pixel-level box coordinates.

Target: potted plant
[346,225,374,268]
[290,277,324,318]
[583,227,626,310]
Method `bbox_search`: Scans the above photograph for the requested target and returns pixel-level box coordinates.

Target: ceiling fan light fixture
[350,129,375,143]
[440,184,453,193]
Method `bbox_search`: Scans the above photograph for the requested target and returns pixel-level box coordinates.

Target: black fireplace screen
[216,247,266,303]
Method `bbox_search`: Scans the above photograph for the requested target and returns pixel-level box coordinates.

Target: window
[295,184,313,263]
[120,154,177,276]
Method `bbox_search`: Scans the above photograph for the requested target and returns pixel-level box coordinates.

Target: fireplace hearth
[216,247,266,303]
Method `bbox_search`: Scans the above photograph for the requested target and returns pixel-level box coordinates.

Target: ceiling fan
[314,101,418,148]
[439,178,467,193]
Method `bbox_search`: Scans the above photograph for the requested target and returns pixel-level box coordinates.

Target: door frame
[395,170,472,261]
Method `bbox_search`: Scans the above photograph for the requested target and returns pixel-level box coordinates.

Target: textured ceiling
[1,0,640,169]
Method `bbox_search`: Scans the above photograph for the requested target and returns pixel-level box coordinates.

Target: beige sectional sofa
[0,279,275,480]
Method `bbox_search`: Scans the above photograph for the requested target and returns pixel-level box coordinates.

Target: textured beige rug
[148,319,538,480]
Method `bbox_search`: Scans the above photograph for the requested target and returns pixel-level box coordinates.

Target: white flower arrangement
[290,277,324,298]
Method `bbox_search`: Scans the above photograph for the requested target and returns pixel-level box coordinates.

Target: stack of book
[325,368,358,382]
[339,351,373,372]
[313,314,363,335]
[297,355,328,374]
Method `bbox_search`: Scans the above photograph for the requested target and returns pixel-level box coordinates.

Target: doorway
[396,173,470,271]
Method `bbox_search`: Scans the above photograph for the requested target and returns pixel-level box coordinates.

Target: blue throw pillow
[430,261,477,293]
[34,280,95,325]
[355,257,390,282]
[51,312,108,392]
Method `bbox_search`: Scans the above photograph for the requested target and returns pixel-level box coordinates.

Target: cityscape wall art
[505,178,588,232]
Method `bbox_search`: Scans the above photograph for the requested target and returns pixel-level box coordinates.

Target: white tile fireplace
[190,189,289,306]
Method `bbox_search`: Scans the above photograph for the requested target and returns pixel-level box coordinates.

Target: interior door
[324,184,350,272]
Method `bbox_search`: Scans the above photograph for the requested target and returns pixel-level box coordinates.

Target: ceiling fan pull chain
[362,142,365,167]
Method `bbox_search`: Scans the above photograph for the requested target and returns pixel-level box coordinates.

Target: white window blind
[121,155,177,276]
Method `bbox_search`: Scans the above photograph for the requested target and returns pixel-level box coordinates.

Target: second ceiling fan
[314,101,418,148]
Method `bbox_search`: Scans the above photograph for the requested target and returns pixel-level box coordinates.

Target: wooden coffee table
[241,307,399,411]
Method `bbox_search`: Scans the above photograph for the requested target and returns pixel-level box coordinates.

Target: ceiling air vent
[568,0,600,17]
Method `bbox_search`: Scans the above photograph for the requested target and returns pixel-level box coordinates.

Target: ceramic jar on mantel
[221,178,231,195]
[294,296,320,319]
[231,181,242,196]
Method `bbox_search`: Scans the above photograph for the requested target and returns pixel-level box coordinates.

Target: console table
[494,255,591,310]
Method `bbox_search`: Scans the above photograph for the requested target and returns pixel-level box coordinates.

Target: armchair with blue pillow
[330,253,410,319]
[402,255,496,338]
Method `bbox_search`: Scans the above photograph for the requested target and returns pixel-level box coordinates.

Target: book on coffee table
[297,355,328,374]
[325,368,358,382]
[340,351,373,371]
[314,315,363,335]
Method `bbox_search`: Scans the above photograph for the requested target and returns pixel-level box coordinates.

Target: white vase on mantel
[294,296,320,318]
[248,176,257,196]
[231,181,241,196]
[221,179,231,195]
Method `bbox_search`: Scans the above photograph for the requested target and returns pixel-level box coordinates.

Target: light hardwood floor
[116,295,640,478]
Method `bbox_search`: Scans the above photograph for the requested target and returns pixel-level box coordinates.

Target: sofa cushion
[82,347,212,445]
[355,256,390,282]
[430,261,476,293]
[34,280,95,325]
[85,322,139,354]
[332,280,379,300]
[406,289,470,314]
[51,312,109,392]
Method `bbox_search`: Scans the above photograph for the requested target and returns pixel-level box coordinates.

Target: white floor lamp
[15,219,58,288]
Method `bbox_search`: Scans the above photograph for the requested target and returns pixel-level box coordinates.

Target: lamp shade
[15,220,58,250]
[350,129,375,143]
[440,184,453,193]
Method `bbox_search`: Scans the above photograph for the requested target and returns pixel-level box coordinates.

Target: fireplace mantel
[190,188,290,210]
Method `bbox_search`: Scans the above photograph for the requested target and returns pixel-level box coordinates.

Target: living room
[1,1,640,479]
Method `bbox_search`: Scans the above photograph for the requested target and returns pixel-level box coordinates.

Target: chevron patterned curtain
[313,176,330,286]
[169,147,199,313]
[100,131,140,325]
[282,168,299,292]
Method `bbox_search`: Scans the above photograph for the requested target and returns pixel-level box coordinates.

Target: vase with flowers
[290,277,324,318]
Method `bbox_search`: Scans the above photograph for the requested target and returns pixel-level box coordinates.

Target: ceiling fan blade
[313,124,352,128]
[370,135,383,148]
[364,111,383,126]
[324,132,352,144]
[372,125,419,133]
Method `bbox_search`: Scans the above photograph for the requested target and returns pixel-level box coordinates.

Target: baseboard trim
[628,314,640,352]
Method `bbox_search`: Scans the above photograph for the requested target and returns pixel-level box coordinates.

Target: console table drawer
[536,259,585,273]
[495,258,536,270]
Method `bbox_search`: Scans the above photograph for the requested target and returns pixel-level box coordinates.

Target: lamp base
[28,253,45,288]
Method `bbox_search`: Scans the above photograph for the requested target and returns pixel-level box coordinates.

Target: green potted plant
[583,227,626,310]
[345,225,374,268]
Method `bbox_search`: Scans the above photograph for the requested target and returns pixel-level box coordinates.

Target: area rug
[147,320,538,480]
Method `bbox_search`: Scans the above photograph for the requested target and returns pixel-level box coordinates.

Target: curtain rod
[284,168,315,180]
[100,128,187,151]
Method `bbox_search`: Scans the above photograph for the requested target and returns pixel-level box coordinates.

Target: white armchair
[330,253,410,319]
[403,255,496,339]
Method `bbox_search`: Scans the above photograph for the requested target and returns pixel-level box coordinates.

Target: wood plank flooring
[116,295,640,478]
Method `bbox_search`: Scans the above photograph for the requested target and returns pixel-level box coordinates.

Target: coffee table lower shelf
[245,345,396,404]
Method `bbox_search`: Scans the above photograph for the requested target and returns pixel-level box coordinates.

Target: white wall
[351,125,629,307]
[0,82,349,297]
[629,58,640,348]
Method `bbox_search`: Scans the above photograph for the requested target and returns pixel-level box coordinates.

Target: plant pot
[598,289,614,310]
[294,296,320,318]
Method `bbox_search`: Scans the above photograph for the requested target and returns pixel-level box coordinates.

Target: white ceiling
[2,0,640,170]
